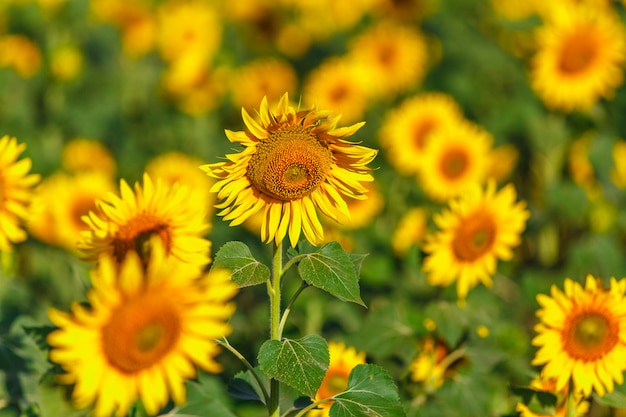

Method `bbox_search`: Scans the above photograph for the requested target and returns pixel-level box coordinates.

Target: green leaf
[593,389,626,408]
[297,242,365,306]
[227,377,261,402]
[330,364,405,417]
[212,241,270,288]
[258,335,329,398]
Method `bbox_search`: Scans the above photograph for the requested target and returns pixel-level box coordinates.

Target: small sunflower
[47,244,238,417]
[28,172,116,252]
[0,135,40,252]
[61,138,116,178]
[531,275,626,397]
[378,92,465,176]
[307,341,366,417]
[530,4,626,112]
[392,207,428,257]
[422,181,529,301]
[409,337,464,393]
[302,57,371,124]
[347,21,428,99]
[78,173,211,268]
[229,58,298,112]
[202,93,377,247]
[610,139,626,189]
[145,151,216,219]
[418,121,493,202]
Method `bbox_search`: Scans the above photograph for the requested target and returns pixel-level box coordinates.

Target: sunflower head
[48,241,238,417]
[203,93,377,247]
[531,275,626,397]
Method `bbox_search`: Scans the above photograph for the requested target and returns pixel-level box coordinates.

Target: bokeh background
[2,0,626,416]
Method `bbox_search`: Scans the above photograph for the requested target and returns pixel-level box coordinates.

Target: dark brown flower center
[563,310,619,361]
[112,214,172,264]
[451,211,496,261]
[102,293,181,373]
[247,125,332,201]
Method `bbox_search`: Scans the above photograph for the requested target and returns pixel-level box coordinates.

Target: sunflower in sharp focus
[0,135,40,252]
[307,341,366,417]
[379,93,465,176]
[47,244,238,417]
[530,4,626,112]
[347,22,428,99]
[78,173,211,269]
[418,121,493,202]
[422,181,529,301]
[531,275,626,398]
[202,93,377,247]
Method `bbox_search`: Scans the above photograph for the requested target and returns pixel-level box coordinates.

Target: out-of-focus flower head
[0,34,41,78]
[229,58,298,112]
[392,207,428,257]
[530,3,626,112]
[61,138,116,178]
[303,57,372,125]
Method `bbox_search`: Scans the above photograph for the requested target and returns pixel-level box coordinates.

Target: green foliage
[329,364,405,417]
[213,241,271,288]
[258,335,329,398]
[291,242,365,306]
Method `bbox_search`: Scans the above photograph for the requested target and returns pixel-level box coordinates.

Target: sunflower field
[3,0,626,416]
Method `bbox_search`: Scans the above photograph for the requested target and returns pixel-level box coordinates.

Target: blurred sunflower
[418,121,493,202]
[50,44,84,81]
[61,138,116,178]
[347,22,428,99]
[610,139,626,188]
[229,58,298,112]
[202,93,377,247]
[530,4,626,112]
[378,92,464,176]
[531,275,626,397]
[0,34,41,78]
[28,172,116,252]
[515,375,589,417]
[302,57,370,124]
[307,341,366,417]
[145,151,216,219]
[409,337,465,393]
[47,244,238,417]
[391,207,428,257]
[78,173,211,268]
[0,135,40,252]
[422,181,529,301]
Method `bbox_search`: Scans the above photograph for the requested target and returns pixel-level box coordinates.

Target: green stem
[216,338,271,407]
[269,241,284,417]
[278,281,310,336]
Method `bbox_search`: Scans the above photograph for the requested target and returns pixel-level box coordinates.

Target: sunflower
[0,135,40,252]
[378,92,464,176]
[61,138,116,178]
[78,173,211,268]
[391,207,428,257]
[28,172,116,252]
[408,337,465,393]
[229,58,298,112]
[302,57,370,124]
[422,181,529,301]
[347,21,428,99]
[331,181,383,230]
[47,243,238,417]
[530,4,626,112]
[610,139,626,189]
[307,341,366,417]
[515,375,590,417]
[145,151,216,219]
[418,121,493,202]
[531,275,626,397]
[202,93,377,247]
